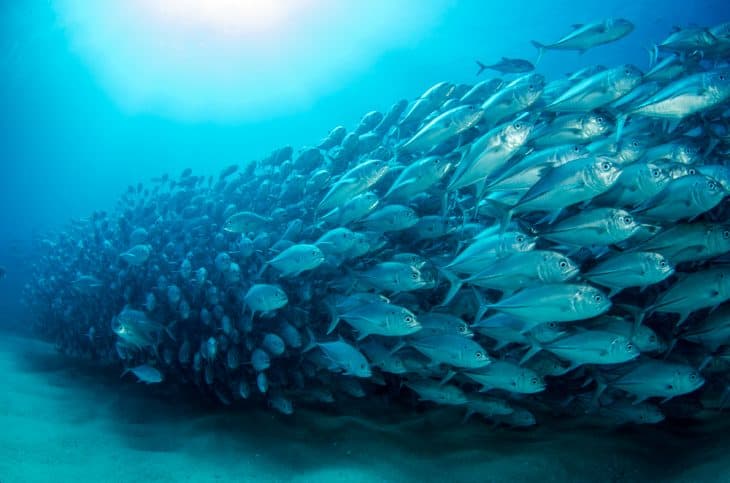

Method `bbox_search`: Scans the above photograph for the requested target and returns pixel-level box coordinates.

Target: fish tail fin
[164,321,177,342]
[389,340,407,356]
[439,370,456,385]
[471,286,490,323]
[531,40,546,64]
[647,43,658,66]
[519,343,542,366]
[614,113,628,143]
[325,302,340,335]
[590,379,608,409]
[478,198,513,231]
[303,327,318,353]
[475,60,487,76]
[520,331,545,366]
[256,262,269,279]
[437,267,463,306]
[662,335,679,361]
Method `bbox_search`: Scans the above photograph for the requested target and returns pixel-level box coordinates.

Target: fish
[405,379,468,405]
[644,267,730,326]
[384,156,453,201]
[305,330,372,378]
[223,211,271,233]
[475,57,535,75]
[462,250,579,293]
[120,244,152,266]
[327,296,422,339]
[122,364,164,384]
[112,307,174,351]
[531,18,635,61]
[464,361,545,394]
[23,19,730,426]
[244,284,288,317]
[480,74,545,127]
[597,360,704,404]
[448,120,533,194]
[583,252,674,297]
[544,64,643,112]
[266,244,325,277]
[537,330,639,369]
[486,283,611,323]
[407,334,490,369]
[399,105,484,153]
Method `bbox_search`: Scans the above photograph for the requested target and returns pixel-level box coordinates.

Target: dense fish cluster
[23,20,730,426]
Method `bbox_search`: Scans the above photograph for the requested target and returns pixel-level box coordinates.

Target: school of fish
[22,20,730,426]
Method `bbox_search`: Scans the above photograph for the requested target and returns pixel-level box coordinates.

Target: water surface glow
[57,0,451,121]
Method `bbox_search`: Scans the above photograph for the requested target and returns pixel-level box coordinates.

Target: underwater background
[2,0,730,481]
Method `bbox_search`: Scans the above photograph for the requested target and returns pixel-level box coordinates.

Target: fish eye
[594,295,603,302]
[548,322,558,329]
[516,235,525,243]
[660,260,667,267]
[649,335,657,342]
[405,316,414,323]
[411,273,418,280]
[724,230,730,239]
[559,261,568,268]
[434,158,441,164]
[476,351,483,358]
[626,343,634,351]
[531,377,539,385]
[601,162,611,171]
[514,122,522,129]
[688,168,697,175]
[623,216,632,224]
[632,140,639,147]
[690,373,697,381]
[528,84,535,90]
[651,169,660,177]
[597,116,604,123]
[709,181,718,190]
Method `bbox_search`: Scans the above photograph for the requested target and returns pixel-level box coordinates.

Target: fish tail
[303,327,318,353]
[530,40,546,65]
[615,114,627,143]
[389,340,407,355]
[471,286,490,323]
[475,60,487,76]
[325,302,340,335]
[256,262,268,279]
[437,267,463,306]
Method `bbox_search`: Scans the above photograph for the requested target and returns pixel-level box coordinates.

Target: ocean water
[2,0,730,481]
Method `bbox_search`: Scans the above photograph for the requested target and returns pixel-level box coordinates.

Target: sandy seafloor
[1,327,729,483]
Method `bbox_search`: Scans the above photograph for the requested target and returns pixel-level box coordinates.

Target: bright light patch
[138,0,314,37]
[56,0,451,121]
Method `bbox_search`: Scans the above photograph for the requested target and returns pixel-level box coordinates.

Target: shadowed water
[1,327,729,483]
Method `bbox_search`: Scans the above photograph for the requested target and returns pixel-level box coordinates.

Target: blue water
[2,1,730,481]
[0,0,727,243]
